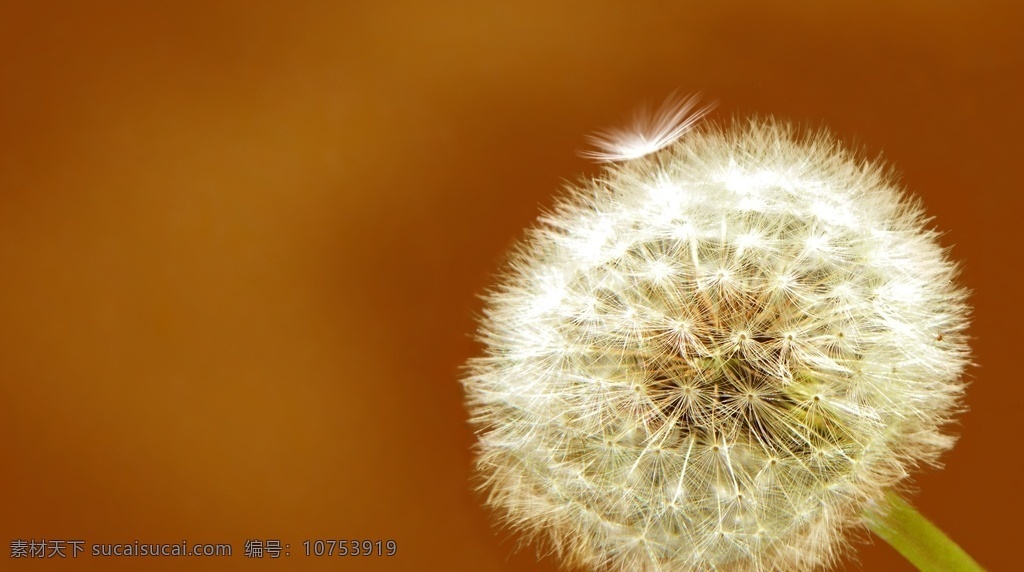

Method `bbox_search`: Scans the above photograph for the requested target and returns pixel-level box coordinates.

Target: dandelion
[463,98,980,571]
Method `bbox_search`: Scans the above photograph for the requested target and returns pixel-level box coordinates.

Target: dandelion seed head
[464,108,971,572]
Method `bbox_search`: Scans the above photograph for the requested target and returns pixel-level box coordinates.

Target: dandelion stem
[866,491,984,571]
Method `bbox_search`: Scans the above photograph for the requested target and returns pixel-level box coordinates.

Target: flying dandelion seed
[462,97,972,572]
[580,93,716,162]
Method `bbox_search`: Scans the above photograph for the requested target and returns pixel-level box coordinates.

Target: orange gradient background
[1,2,1021,571]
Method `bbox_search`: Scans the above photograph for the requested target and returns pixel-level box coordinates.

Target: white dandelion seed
[581,93,717,162]
[463,99,972,572]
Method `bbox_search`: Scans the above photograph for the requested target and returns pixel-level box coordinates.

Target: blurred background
[1,1,1020,570]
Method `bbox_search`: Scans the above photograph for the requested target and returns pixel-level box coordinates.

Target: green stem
[865,490,984,572]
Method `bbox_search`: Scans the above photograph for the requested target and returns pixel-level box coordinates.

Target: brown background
[1,1,1020,571]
